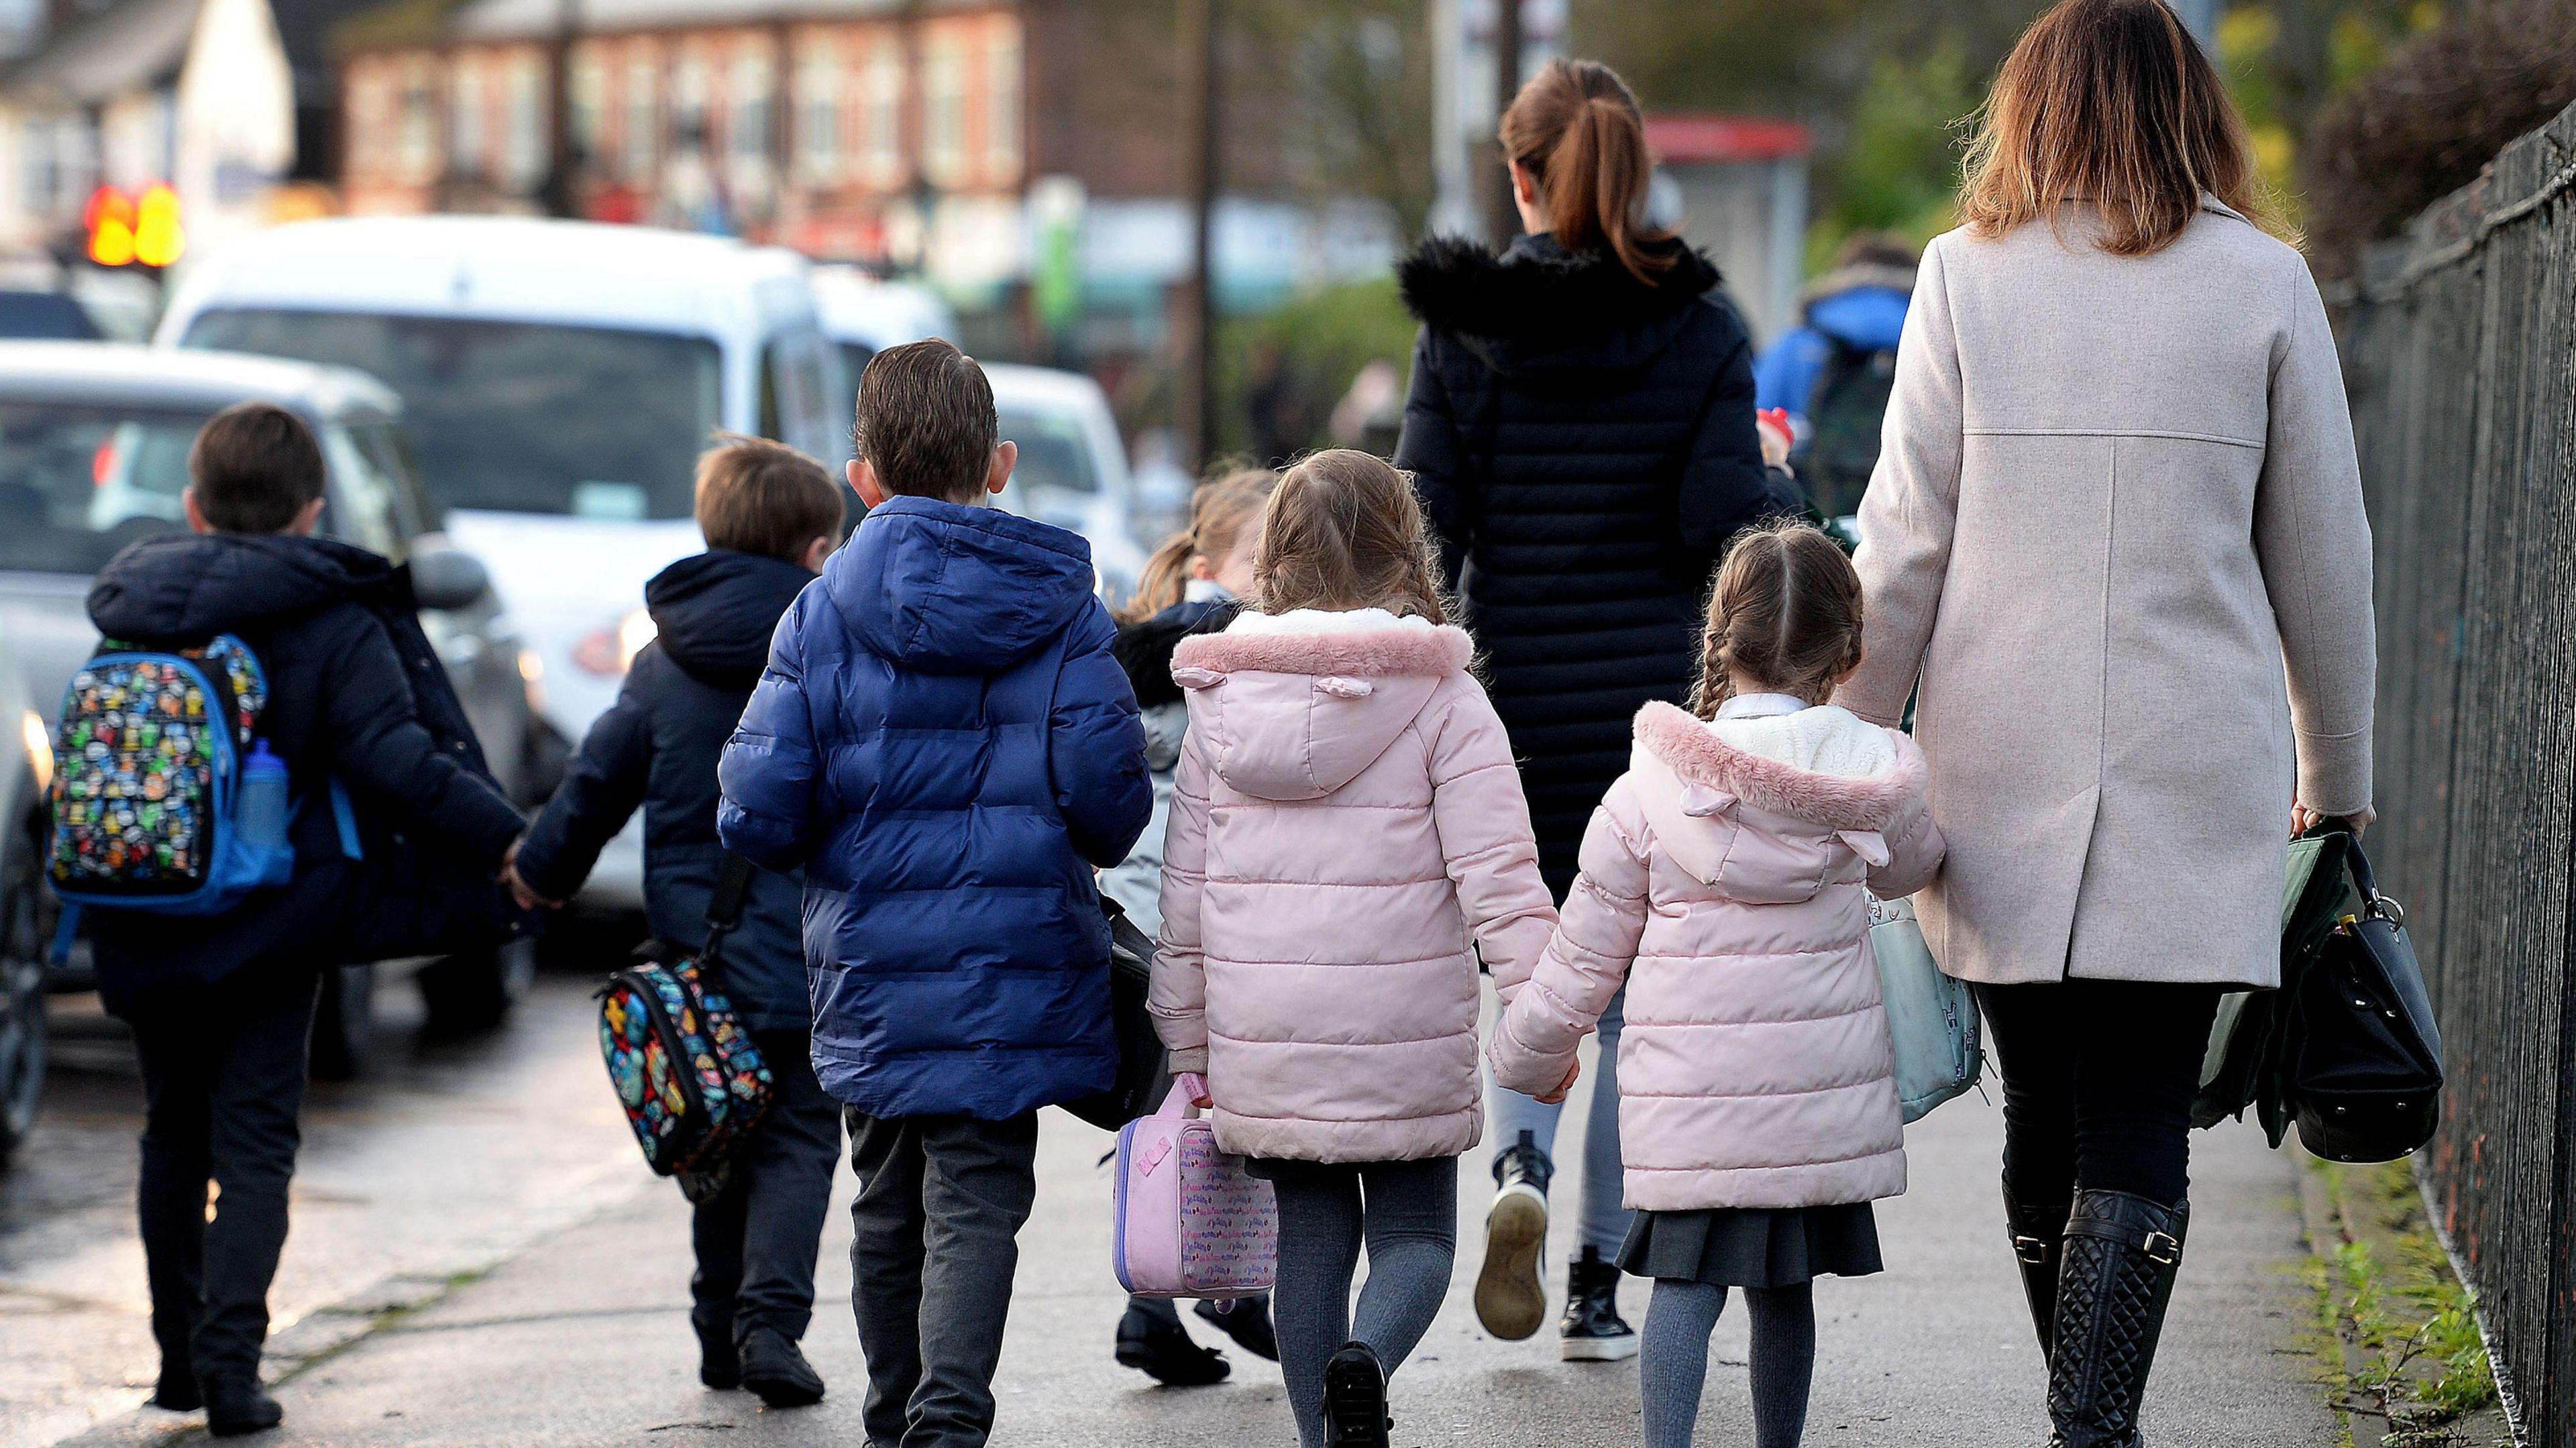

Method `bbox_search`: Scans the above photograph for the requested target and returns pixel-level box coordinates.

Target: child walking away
[1150,451,1555,1448]
[1491,521,1943,1448]
[718,340,1150,1448]
[502,437,844,1408]
[1103,469,1281,1386]
[79,404,527,1435]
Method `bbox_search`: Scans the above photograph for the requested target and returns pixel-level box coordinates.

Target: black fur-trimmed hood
[1399,232,1722,343]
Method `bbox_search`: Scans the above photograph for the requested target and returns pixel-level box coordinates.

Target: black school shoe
[1559,1247,1638,1361]
[1116,1301,1231,1386]
[1322,1340,1391,1447]
[1194,1295,1279,1361]
[201,1378,283,1437]
[150,1361,202,1412]
[696,1317,741,1390]
[739,1327,826,1408]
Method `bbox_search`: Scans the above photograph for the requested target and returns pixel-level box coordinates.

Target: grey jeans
[691,1032,841,1344]
[1489,986,1630,1256]
[845,1110,1039,1448]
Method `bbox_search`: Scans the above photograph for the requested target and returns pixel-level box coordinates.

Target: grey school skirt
[1617,1204,1884,1289]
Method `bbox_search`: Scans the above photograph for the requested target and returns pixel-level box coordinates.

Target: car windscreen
[998,408,1097,496]
[182,309,722,520]
[0,403,208,574]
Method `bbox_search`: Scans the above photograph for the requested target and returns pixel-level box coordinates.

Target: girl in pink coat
[1491,522,1944,1448]
[1150,450,1555,1448]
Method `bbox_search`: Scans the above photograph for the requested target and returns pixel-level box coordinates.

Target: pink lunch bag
[1111,1074,1278,1298]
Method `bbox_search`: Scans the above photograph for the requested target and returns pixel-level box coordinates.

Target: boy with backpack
[718,339,1152,1448]
[1752,231,1919,522]
[74,402,526,1435]
[501,435,845,1409]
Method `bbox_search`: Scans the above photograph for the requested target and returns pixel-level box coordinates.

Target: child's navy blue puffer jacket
[512,549,815,1034]
[718,494,1151,1120]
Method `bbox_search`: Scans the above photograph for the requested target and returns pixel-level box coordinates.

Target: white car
[157,217,847,906]
[983,364,1150,604]
[810,266,955,382]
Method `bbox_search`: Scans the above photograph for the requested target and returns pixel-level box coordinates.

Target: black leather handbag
[1061,893,1173,1133]
[2193,828,2443,1162]
[2285,842,2444,1162]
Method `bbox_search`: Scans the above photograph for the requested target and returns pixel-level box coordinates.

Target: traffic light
[84,184,184,269]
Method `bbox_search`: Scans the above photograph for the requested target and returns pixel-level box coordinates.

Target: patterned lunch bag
[46,635,298,915]
[596,854,775,1201]
[1112,1073,1278,1299]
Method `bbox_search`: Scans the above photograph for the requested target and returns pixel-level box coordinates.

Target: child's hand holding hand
[1535,1059,1580,1106]
[498,838,560,911]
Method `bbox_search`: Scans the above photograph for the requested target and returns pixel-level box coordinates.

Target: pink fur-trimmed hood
[1169,621,1473,681]
[1170,616,1479,801]
[1631,700,1927,832]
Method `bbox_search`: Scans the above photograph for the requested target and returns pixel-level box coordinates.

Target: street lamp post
[1177,0,1220,469]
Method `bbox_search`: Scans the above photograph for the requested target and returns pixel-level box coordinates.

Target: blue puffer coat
[717,495,1152,1120]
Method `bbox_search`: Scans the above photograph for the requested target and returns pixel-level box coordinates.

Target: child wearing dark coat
[504,436,845,1408]
[719,340,1151,1448]
[84,403,527,1436]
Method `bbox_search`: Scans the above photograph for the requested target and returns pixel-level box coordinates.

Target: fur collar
[1173,622,1473,680]
[1633,701,1923,832]
[1397,233,1721,341]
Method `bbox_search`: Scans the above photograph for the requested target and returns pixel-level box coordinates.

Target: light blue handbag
[1870,895,1983,1121]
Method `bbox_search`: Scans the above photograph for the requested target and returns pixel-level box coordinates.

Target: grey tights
[1640,1278,1817,1448]
[1263,1156,1459,1448]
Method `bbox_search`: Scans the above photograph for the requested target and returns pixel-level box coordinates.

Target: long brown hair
[1961,0,2278,256]
[1688,520,1866,720]
[1253,450,1448,622]
[1499,59,1675,284]
[1117,467,1275,623]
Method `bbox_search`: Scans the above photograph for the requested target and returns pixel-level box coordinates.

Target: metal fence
[2334,97,2576,1446]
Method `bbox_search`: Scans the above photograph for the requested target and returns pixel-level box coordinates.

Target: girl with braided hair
[1491,520,1945,1448]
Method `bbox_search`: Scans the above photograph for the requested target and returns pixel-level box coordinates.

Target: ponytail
[1116,467,1277,624]
[1501,59,1675,285]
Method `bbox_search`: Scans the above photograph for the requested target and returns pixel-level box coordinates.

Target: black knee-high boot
[2047,1190,2188,1448]
[2004,1183,2072,1356]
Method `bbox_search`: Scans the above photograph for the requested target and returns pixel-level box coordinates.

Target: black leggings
[1976,980,2222,1205]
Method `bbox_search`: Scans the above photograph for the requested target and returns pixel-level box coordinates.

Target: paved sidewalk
[60,1036,2333,1447]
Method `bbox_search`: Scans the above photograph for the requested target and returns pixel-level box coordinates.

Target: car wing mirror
[411,546,492,611]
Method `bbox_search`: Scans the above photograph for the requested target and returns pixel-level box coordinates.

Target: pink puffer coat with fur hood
[1150,610,1556,1163]
[1491,700,1944,1210]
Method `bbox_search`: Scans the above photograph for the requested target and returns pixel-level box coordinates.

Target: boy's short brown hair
[189,402,326,533]
[853,339,998,504]
[696,435,844,561]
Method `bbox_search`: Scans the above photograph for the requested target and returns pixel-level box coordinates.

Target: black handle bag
[2287,841,2444,1161]
[2193,828,2443,1162]
[1061,892,1172,1133]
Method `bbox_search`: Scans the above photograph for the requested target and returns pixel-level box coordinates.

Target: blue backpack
[45,635,354,925]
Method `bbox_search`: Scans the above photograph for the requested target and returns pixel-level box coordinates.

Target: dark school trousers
[129,970,323,1388]
[845,1109,1040,1448]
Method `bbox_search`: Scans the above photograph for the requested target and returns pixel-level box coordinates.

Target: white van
[981,364,1150,604]
[158,217,845,904]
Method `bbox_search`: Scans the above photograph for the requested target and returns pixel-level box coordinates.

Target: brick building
[333,0,1389,324]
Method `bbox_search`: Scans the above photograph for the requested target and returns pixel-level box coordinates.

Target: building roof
[0,0,200,106]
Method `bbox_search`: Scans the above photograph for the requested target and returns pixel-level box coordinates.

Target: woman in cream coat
[1833,4,2375,1444]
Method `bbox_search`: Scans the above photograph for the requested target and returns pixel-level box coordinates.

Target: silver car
[0,343,545,1080]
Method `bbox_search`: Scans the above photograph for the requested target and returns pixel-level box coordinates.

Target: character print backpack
[596,853,776,1201]
[45,634,339,920]
[1112,1074,1277,1299]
